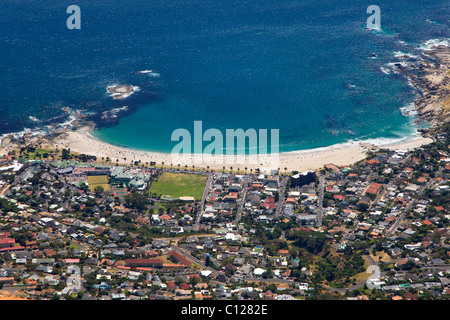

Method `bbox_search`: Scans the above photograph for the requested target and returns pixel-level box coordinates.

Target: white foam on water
[380,67,391,75]
[0,127,48,144]
[419,39,450,50]
[393,51,419,59]
[399,102,418,117]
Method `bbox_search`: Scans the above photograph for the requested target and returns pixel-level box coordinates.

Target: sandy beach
[43,125,433,173]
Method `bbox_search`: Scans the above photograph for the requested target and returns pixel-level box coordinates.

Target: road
[369,183,385,211]
[195,172,214,229]
[385,199,416,236]
[234,178,249,224]
[0,184,10,196]
[315,175,325,226]
[275,176,288,218]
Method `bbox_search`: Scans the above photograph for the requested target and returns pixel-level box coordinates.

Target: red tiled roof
[262,202,276,209]
[0,232,10,239]
[168,251,191,267]
[125,258,164,267]
[179,283,190,290]
[0,246,25,252]
[166,281,177,289]
[136,267,153,272]
[0,238,15,245]
[364,182,382,195]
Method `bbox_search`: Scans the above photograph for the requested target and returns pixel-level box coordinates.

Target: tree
[124,192,150,211]
[94,186,104,196]
[79,182,89,192]
[356,202,369,213]
[61,148,71,160]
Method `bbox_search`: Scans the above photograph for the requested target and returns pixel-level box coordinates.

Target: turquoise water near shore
[0,0,449,153]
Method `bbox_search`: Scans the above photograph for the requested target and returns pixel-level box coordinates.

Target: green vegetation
[21,148,53,160]
[87,175,110,192]
[149,172,207,200]
[314,250,366,287]
[287,230,327,255]
[124,192,151,211]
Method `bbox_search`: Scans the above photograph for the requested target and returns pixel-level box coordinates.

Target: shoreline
[1,43,448,173]
[0,123,433,173]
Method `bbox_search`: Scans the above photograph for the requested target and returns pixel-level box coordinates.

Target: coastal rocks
[0,134,14,146]
[84,105,134,128]
[107,85,137,100]
[0,132,45,150]
[398,47,450,125]
[99,106,130,125]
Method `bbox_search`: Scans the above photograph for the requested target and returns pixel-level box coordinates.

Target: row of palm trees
[97,157,290,175]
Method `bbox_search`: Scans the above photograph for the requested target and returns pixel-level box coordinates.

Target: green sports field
[149,172,207,200]
[87,175,110,192]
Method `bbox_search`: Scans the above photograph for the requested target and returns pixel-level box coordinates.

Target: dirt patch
[0,290,29,300]
[370,250,392,263]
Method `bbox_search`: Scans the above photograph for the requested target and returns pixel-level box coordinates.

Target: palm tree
[245,167,247,174]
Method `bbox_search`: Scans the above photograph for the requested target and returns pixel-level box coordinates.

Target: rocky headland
[401,46,450,126]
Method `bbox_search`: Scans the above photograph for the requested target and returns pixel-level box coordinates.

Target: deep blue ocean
[0,0,449,153]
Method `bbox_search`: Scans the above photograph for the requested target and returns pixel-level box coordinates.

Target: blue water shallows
[0,0,449,153]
